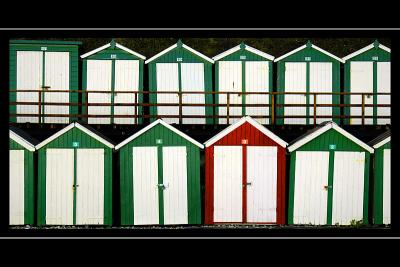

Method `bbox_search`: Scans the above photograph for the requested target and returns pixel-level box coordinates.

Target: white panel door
[293,151,329,225]
[332,152,365,225]
[87,60,112,124]
[247,146,277,223]
[383,149,391,224]
[245,61,270,124]
[132,147,159,225]
[181,63,206,124]
[214,146,242,222]
[284,63,307,124]
[218,61,242,124]
[156,63,180,124]
[16,51,42,123]
[163,147,188,225]
[309,62,332,124]
[350,62,373,125]
[76,149,104,225]
[46,149,74,225]
[114,60,140,125]
[377,62,391,125]
[9,150,25,225]
[44,52,70,124]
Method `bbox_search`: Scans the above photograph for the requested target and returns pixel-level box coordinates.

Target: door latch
[324,185,332,190]
[42,86,51,90]
[244,182,252,187]
[157,183,168,190]
[72,184,79,191]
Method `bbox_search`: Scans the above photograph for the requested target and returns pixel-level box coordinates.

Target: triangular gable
[342,42,391,62]
[287,121,374,153]
[80,41,146,60]
[274,43,344,63]
[213,43,275,61]
[35,122,115,150]
[369,131,391,149]
[115,119,204,150]
[10,129,36,152]
[204,116,288,148]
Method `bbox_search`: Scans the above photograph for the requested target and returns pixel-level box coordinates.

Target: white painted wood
[377,62,391,125]
[350,62,373,125]
[218,61,242,124]
[16,51,42,123]
[132,147,159,225]
[309,62,332,124]
[293,151,329,225]
[113,60,140,125]
[10,130,35,152]
[343,43,391,61]
[245,61,270,124]
[214,146,242,222]
[163,147,188,225]
[76,149,104,225]
[156,63,180,124]
[383,149,391,224]
[44,52,70,124]
[9,150,25,225]
[87,60,112,124]
[247,146,277,223]
[181,63,206,124]
[284,62,307,124]
[46,149,74,225]
[332,152,365,225]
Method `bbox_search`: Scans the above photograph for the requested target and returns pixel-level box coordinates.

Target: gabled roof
[80,40,146,60]
[36,122,115,150]
[204,116,288,148]
[115,119,204,150]
[274,42,344,63]
[342,41,391,62]
[287,121,374,153]
[368,130,391,149]
[212,43,275,61]
[9,127,37,152]
[145,40,214,64]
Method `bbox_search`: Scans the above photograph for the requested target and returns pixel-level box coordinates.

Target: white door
[44,52,70,124]
[383,149,391,224]
[163,147,188,224]
[156,63,180,124]
[332,152,365,225]
[114,60,140,125]
[46,149,74,225]
[350,62,374,125]
[181,63,206,124]
[132,147,159,225]
[309,62,332,124]
[76,149,104,225]
[284,63,307,124]
[87,60,112,124]
[293,151,330,225]
[16,51,42,123]
[377,62,391,125]
[9,150,25,225]
[247,146,277,223]
[214,146,242,222]
[245,61,270,124]
[218,61,242,124]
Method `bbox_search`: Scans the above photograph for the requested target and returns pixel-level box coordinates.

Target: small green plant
[350,219,364,227]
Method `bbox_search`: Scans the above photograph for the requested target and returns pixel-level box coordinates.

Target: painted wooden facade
[81,39,146,125]
[146,39,214,124]
[287,121,374,225]
[9,128,37,225]
[9,40,81,124]
[275,41,343,125]
[36,122,114,225]
[213,43,275,125]
[204,116,288,225]
[115,119,203,225]
[343,40,391,125]
[369,131,391,224]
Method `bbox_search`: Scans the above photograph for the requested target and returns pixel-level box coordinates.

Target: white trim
[115,119,204,150]
[212,44,274,61]
[342,43,391,62]
[35,122,114,150]
[274,44,344,63]
[274,44,307,62]
[80,42,146,60]
[10,130,35,152]
[373,136,391,149]
[204,116,288,148]
[182,44,214,64]
[245,45,275,61]
[145,44,178,64]
[212,45,241,61]
[145,43,214,64]
[115,43,146,60]
[81,43,111,58]
[287,121,374,153]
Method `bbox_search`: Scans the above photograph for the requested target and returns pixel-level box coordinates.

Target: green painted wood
[111,60,116,124]
[288,152,296,224]
[73,149,77,225]
[373,61,377,125]
[157,145,164,225]
[326,151,335,225]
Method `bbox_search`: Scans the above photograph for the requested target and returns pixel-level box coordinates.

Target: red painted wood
[242,144,247,223]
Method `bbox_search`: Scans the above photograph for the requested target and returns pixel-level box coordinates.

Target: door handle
[72,184,79,191]
[42,86,51,90]
[324,185,332,190]
[243,182,252,187]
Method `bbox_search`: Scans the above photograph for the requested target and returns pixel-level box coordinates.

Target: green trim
[241,61,246,116]
[373,61,378,125]
[363,153,370,224]
[41,52,46,123]
[306,62,310,124]
[373,144,391,224]
[214,62,219,124]
[269,61,273,123]
[111,60,116,124]
[326,151,335,225]
[178,62,182,122]
[82,60,88,123]
[138,61,144,124]
[73,149,77,225]
[288,152,296,224]
[157,145,164,225]
[10,40,82,45]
